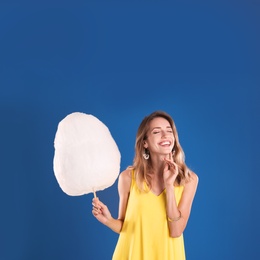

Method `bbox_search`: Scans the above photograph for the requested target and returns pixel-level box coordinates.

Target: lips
[159,141,171,146]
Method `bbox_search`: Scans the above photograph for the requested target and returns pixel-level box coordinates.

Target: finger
[92,205,101,212]
[171,162,179,174]
[164,160,178,173]
[164,158,174,167]
[171,161,178,167]
[92,209,99,216]
[92,201,101,209]
[92,206,101,215]
[92,197,99,203]
[92,209,101,217]
[95,199,107,209]
[163,161,173,171]
[92,197,104,208]
[163,156,171,164]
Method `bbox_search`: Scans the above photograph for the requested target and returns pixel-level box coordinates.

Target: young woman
[92,111,198,259]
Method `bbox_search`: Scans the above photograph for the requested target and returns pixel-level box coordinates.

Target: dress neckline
[149,188,165,197]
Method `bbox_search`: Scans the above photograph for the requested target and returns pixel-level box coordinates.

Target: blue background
[0,1,259,259]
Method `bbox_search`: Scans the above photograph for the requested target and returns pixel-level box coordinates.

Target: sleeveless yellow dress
[112,172,186,260]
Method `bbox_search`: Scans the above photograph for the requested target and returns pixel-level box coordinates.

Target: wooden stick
[93,188,97,198]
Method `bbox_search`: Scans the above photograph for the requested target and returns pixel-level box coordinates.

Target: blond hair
[129,111,191,191]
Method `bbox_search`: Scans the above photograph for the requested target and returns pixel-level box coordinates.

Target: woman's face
[144,117,175,156]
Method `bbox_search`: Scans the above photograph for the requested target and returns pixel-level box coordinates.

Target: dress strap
[131,169,135,179]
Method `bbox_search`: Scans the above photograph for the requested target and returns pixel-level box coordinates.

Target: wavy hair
[129,111,191,191]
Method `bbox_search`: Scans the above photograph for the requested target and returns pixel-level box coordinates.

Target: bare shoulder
[119,168,132,183]
[184,171,199,190]
[189,171,199,184]
[118,168,132,194]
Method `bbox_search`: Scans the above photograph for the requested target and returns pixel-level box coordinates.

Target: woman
[92,111,198,259]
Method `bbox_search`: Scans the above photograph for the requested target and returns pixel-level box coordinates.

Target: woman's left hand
[163,153,179,186]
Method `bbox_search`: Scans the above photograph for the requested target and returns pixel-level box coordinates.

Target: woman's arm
[92,169,132,233]
[165,171,198,237]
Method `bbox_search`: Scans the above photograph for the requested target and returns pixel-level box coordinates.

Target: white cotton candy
[53,112,121,196]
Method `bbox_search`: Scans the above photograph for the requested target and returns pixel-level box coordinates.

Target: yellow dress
[112,172,186,260]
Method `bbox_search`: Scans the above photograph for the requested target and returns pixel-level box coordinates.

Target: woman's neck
[149,154,166,176]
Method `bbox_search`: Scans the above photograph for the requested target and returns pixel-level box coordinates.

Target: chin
[160,152,171,157]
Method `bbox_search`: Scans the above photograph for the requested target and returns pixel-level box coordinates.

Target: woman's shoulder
[183,171,199,188]
[190,171,199,183]
[120,166,133,179]
[118,167,133,192]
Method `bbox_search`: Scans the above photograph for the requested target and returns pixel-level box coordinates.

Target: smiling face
[144,117,175,157]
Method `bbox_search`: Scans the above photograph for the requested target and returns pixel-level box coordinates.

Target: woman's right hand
[92,197,112,225]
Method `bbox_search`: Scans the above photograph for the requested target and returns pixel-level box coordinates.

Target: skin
[92,117,198,237]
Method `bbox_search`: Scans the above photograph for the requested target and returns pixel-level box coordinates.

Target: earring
[143,149,150,160]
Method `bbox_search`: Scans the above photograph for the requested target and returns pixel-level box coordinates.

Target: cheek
[145,138,155,149]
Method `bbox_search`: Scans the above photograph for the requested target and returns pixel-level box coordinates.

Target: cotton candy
[53,112,121,196]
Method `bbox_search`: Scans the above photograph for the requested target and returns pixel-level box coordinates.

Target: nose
[161,130,168,138]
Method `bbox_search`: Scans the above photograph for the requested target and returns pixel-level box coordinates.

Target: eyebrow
[151,126,172,131]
